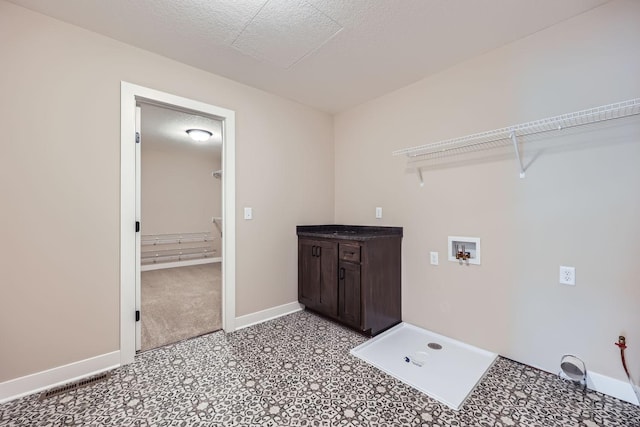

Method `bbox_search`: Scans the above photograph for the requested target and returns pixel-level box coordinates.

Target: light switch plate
[375,207,383,219]
[244,207,253,220]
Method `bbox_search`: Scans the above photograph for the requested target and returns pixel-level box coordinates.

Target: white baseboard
[586,371,639,405]
[559,370,639,405]
[235,301,303,330]
[0,351,120,404]
[141,257,221,271]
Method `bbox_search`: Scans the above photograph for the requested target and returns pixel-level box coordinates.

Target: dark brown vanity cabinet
[297,225,402,336]
[298,239,338,315]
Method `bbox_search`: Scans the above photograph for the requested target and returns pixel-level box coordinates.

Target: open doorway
[137,102,223,351]
[120,82,236,366]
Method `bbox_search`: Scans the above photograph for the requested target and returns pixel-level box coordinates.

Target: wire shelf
[141,231,217,265]
[141,245,216,264]
[141,251,217,264]
[392,98,640,159]
[141,232,214,246]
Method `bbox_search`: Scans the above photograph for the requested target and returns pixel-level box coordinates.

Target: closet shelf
[141,246,216,258]
[142,232,214,246]
[141,251,216,264]
[392,98,640,184]
[141,245,216,265]
[141,231,217,265]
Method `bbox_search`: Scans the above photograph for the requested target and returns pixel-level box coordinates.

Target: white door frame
[120,81,236,365]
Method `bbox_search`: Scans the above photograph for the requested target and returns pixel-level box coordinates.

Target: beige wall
[141,144,222,258]
[334,0,640,381]
[0,1,334,382]
[141,146,221,235]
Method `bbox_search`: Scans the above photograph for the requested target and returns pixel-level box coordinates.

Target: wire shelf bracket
[416,167,424,187]
[510,131,525,179]
[392,97,640,185]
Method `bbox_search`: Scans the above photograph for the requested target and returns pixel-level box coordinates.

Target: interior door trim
[120,81,236,365]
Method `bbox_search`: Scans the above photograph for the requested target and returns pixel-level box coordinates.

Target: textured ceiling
[139,102,222,155]
[232,0,343,68]
[8,0,610,113]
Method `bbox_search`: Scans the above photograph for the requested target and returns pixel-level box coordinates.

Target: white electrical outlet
[430,252,439,265]
[559,266,575,285]
[375,207,383,219]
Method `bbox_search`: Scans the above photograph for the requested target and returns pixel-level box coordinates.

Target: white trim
[221,105,236,334]
[135,106,142,352]
[587,371,639,405]
[0,351,120,404]
[235,302,304,330]
[558,370,640,406]
[140,257,221,272]
[531,357,640,405]
[121,83,137,364]
[121,81,236,367]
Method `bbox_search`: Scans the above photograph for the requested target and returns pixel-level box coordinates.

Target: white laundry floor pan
[350,322,497,410]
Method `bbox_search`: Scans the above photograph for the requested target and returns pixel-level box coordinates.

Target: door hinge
[135,310,140,322]
[135,221,140,232]
[135,132,140,144]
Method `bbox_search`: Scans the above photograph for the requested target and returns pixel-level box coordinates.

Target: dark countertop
[296,225,403,241]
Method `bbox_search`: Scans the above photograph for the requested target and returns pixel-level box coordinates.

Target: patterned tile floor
[1,311,639,426]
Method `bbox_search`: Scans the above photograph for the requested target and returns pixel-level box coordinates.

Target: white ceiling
[9,0,610,113]
[139,102,222,155]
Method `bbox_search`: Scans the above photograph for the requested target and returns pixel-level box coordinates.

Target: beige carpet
[141,262,221,352]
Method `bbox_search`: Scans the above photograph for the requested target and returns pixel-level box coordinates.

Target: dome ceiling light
[186,129,212,142]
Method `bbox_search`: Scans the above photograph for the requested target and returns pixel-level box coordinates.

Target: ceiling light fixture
[186,129,212,142]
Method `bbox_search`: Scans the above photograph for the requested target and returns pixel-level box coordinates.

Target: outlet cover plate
[430,252,439,265]
[559,266,575,285]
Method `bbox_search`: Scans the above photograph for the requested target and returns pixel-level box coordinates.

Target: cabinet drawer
[339,244,360,263]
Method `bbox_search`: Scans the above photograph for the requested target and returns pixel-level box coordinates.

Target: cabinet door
[298,239,338,315]
[298,239,320,309]
[338,261,361,329]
